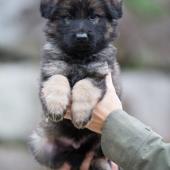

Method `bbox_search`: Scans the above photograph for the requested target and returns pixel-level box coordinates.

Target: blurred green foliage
[125,0,166,19]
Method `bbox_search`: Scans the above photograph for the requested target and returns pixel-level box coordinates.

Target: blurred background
[0,0,170,169]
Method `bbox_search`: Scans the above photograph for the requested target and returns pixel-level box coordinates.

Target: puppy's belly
[50,120,100,167]
[57,119,97,140]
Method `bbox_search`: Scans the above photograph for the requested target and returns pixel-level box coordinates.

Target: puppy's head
[41,0,123,56]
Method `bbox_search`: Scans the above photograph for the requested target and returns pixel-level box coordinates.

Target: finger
[80,152,94,170]
[64,110,71,119]
[111,162,119,170]
[101,73,121,105]
[59,163,71,170]
[105,73,116,92]
[64,105,71,120]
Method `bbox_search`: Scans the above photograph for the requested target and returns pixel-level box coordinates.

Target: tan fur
[87,0,105,16]
[105,23,114,40]
[71,79,102,128]
[42,75,71,121]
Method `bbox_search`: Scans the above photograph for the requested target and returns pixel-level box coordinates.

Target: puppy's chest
[67,62,110,87]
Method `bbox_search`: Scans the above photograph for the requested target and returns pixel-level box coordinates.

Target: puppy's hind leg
[29,121,66,169]
[71,78,104,129]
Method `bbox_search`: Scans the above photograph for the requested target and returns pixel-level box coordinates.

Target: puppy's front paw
[72,108,92,129]
[71,79,102,129]
[42,75,71,122]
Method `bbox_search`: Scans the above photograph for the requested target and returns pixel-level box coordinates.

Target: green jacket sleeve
[101,110,170,170]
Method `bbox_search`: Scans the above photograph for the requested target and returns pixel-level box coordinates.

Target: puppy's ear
[106,0,123,19]
[40,0,59,19]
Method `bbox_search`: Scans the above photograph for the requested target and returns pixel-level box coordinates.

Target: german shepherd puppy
[30,0,123,169]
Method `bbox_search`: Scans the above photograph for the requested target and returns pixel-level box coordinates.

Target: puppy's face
[41,0,122,56]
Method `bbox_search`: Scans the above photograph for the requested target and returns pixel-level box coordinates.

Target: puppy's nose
[75,33,88,42]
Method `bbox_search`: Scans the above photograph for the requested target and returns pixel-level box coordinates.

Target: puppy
[30,0,123,169]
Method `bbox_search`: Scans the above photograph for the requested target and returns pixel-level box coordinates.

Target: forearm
[101,110,170,170]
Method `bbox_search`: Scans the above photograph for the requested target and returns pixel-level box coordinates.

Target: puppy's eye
[61,15,72,25]
[88,15,100,24]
